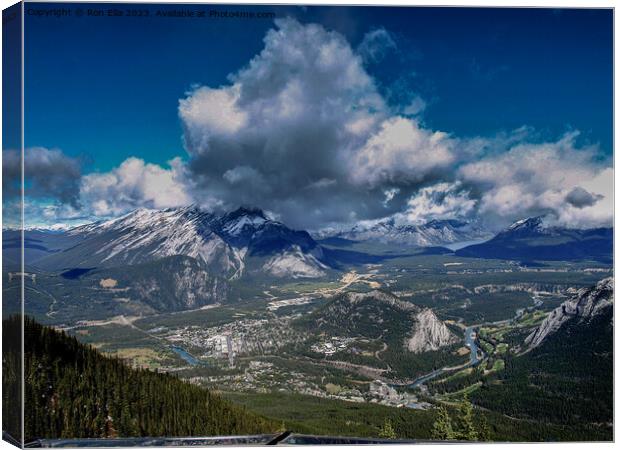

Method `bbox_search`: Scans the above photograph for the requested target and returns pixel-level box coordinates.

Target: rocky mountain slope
[525,277,613,349]
[473,277,613,434]
[407,309,459,353]
[298,290,458,353]
[456,217,612,262]
[33,206,329,280]
[5,207,336,318]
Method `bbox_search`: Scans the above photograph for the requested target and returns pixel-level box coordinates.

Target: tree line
[3,316,277,442]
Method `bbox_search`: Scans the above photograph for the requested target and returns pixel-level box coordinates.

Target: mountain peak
[167,204,202,214]
[507,216,545,232]
[425,218,469,229]
[317,216,489,247]
[227,206,268,221]
[220,207,270,238]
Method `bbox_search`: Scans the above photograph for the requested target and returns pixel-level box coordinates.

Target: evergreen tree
[454,395,478,441]
[431,406,455,440]
[478,414,491,441]
[378,418,397,439]
[4,316,278,442]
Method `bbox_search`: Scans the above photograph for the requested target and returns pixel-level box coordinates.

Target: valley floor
[11,251,614,441]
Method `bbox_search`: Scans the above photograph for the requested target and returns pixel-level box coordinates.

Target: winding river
[407,326,480,390]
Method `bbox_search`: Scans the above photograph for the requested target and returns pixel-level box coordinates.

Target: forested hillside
[3,316,277,442]
[472,305,613,436]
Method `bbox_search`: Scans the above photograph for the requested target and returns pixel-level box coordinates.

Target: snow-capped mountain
[64,207,239,274]
[263,245,328,278]
[456,216,613,262]
[316,217,490,247]
[506,216,545,232]
[215,207,323,259]
[525,277,613,349]
[35,206,329,279]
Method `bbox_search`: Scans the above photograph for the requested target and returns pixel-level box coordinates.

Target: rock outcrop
[525,277,613,349]
[407,309,459,353]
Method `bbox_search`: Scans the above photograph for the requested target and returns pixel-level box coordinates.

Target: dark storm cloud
[3,147,82,207]
[178,18,457,230]
[565,186,603,209]
[175,18,613,231]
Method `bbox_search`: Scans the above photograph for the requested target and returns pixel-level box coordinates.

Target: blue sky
[8,4,614,229]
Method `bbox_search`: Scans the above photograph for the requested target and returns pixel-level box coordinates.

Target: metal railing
[13,432,427,447]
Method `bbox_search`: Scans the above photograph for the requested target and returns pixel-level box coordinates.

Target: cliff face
[406,308,459,353]
[302,290,458,354]
[525,277,613,349]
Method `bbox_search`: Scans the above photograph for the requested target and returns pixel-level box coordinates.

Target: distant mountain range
[2,207,335,315]
[3,209,613,317]
[456,217,613,263]
[6,210,613,276]
[315,217,491,247]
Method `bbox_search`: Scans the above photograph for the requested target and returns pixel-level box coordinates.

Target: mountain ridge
[33,206,328,280]
[315,217,491,247]
[456,216,612,262]
[525,277,613,349]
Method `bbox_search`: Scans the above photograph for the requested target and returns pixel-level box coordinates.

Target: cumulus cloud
[80,157,191,217]
[349,116,456,187]
[3,147,82,207]
[565,187,603,209]
[459,132,613,228]
[396,182,477,225]
[178,18,464,229]
[174,18,613,230]
[15,20,612,232]
[551,168,613,229]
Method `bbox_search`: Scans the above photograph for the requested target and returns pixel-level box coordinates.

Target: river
[406,326,480,391]
[170,345,206,366]
[464,326,481,366]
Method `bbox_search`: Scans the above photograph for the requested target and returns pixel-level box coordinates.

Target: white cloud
[80,157,192,217]
[350,116,456,187]
[16,20,612,232]
[382,187,400,206]
[357,28,397,64]
[176,18,612,230]
[401,95,427,116]
[459,132,612,228]
[396,182,476,224]
[549,168,613,229]
[179,84,247,153]
[178,17,403,229]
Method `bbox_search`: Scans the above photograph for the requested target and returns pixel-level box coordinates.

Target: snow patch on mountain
[222,213,268,236]
[263,245,327,278]
[317,217,490,246]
